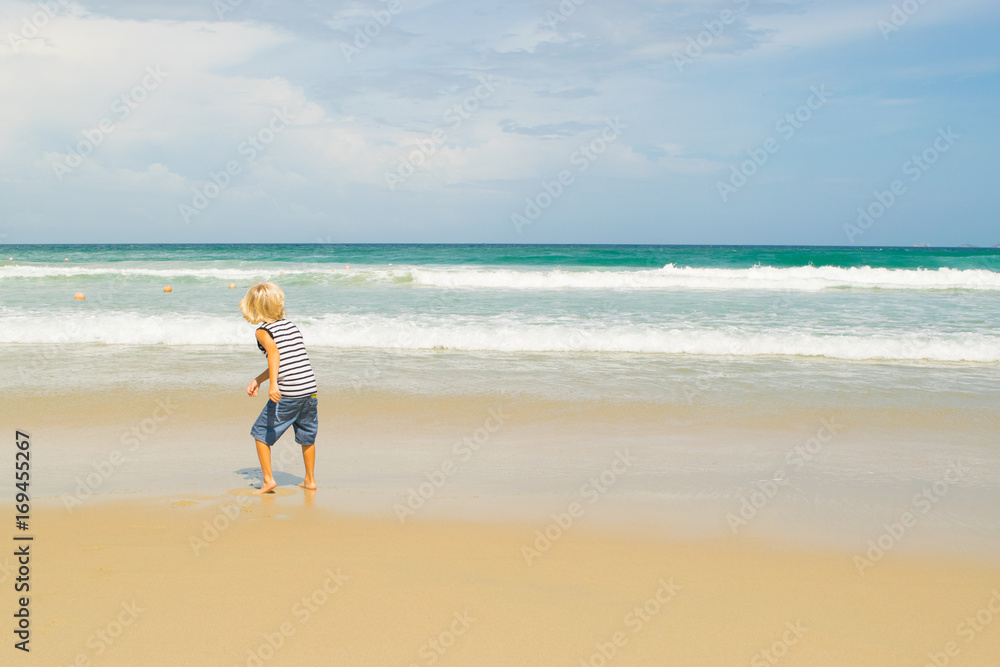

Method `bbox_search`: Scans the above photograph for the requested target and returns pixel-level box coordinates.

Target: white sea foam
[0,266,314,280]
[2,313,997,362]
[3,263,999,291]
[406,264,1000,291]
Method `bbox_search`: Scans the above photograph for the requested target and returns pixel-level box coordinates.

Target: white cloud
[744,0,996,55]
[0,0,996,242]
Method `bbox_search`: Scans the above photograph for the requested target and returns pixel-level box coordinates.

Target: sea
[3,244,999,552]
[3,243,999,359]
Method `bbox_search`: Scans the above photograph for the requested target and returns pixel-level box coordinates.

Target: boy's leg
[299,444,317,490]
[293,395,319,491]
[255,440,277,494]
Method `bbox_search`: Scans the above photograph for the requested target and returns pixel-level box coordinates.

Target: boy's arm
[255,329,282,402]
[247,367,270,396]
[247,368,268,396]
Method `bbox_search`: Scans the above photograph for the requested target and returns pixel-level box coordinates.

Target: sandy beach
[4,496,999,667]
[5,376,1000,666]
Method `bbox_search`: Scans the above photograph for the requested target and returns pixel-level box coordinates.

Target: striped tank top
[256,319,318,398]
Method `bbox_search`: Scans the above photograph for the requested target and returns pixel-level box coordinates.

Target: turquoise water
[2,244,999,363]
[4,243,1000,269]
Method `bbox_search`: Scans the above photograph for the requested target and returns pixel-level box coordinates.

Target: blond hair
[239,282,285,323]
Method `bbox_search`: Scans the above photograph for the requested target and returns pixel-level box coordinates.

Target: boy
[239,282,318,494]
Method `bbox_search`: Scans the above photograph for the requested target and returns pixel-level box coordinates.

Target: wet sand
[5,379,1000,665]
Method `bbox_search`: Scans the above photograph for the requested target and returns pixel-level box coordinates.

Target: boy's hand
[268,386,282,403]
[247,379,259,397]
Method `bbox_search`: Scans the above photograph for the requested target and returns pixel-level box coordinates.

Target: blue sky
[0,0,997,245]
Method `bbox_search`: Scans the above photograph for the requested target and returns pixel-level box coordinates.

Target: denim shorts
[250,394,318,446]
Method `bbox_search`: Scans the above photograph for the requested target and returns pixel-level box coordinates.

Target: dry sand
[5,493,999,666]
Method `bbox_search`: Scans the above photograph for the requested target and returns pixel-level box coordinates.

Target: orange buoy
[345,265,350,270]
[74,292,85,300]
[229,283,236,288]
[163,285,172,293]
[331,268,336,272]
[64,257,69,261]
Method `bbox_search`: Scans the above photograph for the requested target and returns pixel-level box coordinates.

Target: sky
[0,0,997,245]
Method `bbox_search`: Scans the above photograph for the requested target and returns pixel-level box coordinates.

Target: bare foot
[255,479,277,494]
[298,479,317,491]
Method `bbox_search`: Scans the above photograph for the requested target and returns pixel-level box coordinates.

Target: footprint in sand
[228,487,296,497]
